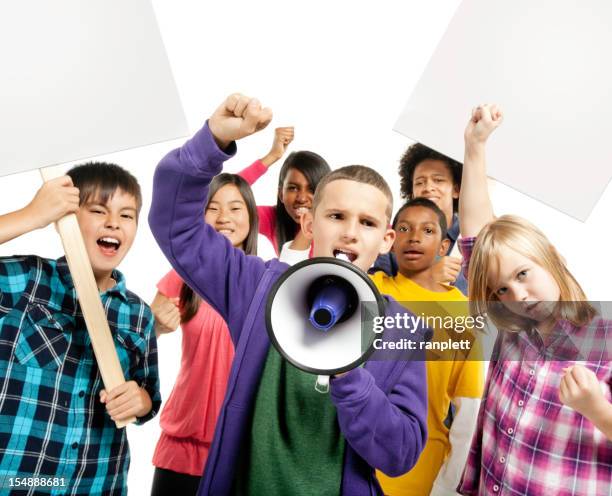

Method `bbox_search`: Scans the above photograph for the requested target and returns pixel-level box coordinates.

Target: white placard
[394,0,612,221]
[0,0,188,177]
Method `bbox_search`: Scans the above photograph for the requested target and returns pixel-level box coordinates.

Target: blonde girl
[457,105,611,496]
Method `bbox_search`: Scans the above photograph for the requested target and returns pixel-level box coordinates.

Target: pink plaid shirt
[458,237,612,496]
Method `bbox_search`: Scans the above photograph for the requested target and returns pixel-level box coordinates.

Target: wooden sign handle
[40,167,136,428]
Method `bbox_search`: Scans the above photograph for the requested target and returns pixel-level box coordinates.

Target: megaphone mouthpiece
[308,276,358,331]
[309,284,348,331]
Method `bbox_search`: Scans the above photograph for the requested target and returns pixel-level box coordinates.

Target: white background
[0,0,188,177]
[1,1,611,493]
[394,0,612,222]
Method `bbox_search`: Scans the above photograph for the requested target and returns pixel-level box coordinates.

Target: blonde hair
[468,215,595,332]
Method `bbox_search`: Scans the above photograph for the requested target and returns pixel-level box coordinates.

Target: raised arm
[238,126,294,185]
[148,94,273,341]
[260,126,294,167]
[0,176,79,245]
[460,104,503,238]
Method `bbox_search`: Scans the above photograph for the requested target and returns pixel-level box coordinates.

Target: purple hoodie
[148,123,428,495]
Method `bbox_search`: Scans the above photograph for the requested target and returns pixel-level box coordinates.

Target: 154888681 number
[8,477,66,488]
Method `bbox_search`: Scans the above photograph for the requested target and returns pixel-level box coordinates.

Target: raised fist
[208,93,273,149]
[270,127,295,159]
[261,126,295,167]
[464,103,503,146]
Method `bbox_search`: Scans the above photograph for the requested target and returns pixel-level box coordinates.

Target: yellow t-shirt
[370,271,484,496]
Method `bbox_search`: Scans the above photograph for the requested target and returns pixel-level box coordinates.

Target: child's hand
[209,93,273,149]
[26,176,80,229]
[431,256,462,285]
[150,293,181,336]
[262,127,295,167]
[99,381,152,421]
[559,365,606,418]
[464,103,503,147]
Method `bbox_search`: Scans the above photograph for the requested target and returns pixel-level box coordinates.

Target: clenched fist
[558,364,612,440]
[464,103,503,147]
[262,126,295,168]
[26,176,80,229]
[271,127,295,158]
[150,292,181,337]
[100,380,152,420]
[432,256,462,285]
[208,93,273,149]
[559,364,606,417]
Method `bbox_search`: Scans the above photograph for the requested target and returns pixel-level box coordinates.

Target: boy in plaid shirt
[0,163,161,495]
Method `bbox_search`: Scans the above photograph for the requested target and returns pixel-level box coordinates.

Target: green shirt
[233,348,345,495]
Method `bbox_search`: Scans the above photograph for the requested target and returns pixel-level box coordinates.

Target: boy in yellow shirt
[371,198,483,496]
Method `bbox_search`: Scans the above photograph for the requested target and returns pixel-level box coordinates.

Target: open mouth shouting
[333,249,358,263]
[97,236,121,257]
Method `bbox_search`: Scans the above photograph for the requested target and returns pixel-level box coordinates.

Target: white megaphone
[266,257,387,393]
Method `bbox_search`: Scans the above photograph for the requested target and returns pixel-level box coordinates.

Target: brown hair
[312,165,393,222]
[67,161,142,215]
[180,174,259,323]
[468,215,596,332]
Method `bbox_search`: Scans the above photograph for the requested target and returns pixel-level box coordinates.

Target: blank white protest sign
[0,0,187,427]
[0,0,188,177]
[394,0,612,221]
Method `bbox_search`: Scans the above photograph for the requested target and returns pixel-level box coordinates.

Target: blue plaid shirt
[0,255,160,495]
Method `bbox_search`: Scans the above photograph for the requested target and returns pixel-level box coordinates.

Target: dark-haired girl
[149,174,259,495]
[239,127,331,263]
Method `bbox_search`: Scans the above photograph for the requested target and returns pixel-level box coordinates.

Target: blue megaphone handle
[309,282,350,331]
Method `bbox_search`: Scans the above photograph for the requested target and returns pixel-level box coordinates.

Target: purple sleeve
[148,122,268,343]
[237,159,268,185]
[329,360,427,476]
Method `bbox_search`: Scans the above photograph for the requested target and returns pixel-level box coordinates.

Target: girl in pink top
[149,173,259,496]
[239,127,331,258]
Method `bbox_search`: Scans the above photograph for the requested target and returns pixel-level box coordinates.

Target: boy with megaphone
[149,93,429,495]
